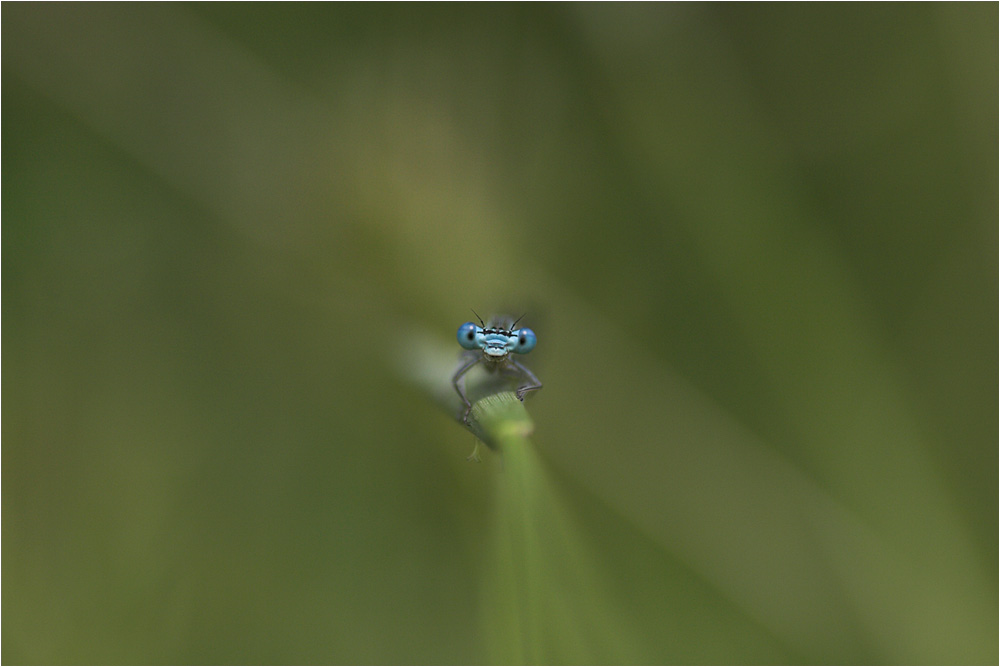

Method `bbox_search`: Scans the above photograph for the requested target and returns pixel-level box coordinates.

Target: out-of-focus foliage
[3,4,996,664]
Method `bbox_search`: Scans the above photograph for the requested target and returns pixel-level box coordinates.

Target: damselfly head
[457,312,536,356]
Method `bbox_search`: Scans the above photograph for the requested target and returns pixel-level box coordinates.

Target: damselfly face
[457,316,536,358]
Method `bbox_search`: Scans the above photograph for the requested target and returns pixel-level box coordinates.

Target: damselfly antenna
[510,313,526,330]
[470,309,485,327]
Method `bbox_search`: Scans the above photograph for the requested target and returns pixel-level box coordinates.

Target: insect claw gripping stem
[510,359,542,401]
[451,355,480,424]
[452,314,542,433]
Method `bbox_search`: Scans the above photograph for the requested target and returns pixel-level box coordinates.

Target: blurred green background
[3,3,996,664]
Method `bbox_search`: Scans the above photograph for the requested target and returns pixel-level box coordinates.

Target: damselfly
[452,311,543,427]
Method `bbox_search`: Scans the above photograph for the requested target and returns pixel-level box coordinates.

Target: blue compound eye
[512,328,536,354]
[457,322,479,350]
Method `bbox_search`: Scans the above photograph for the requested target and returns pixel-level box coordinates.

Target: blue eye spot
[457,322,479,350]
[513,328,536,354]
